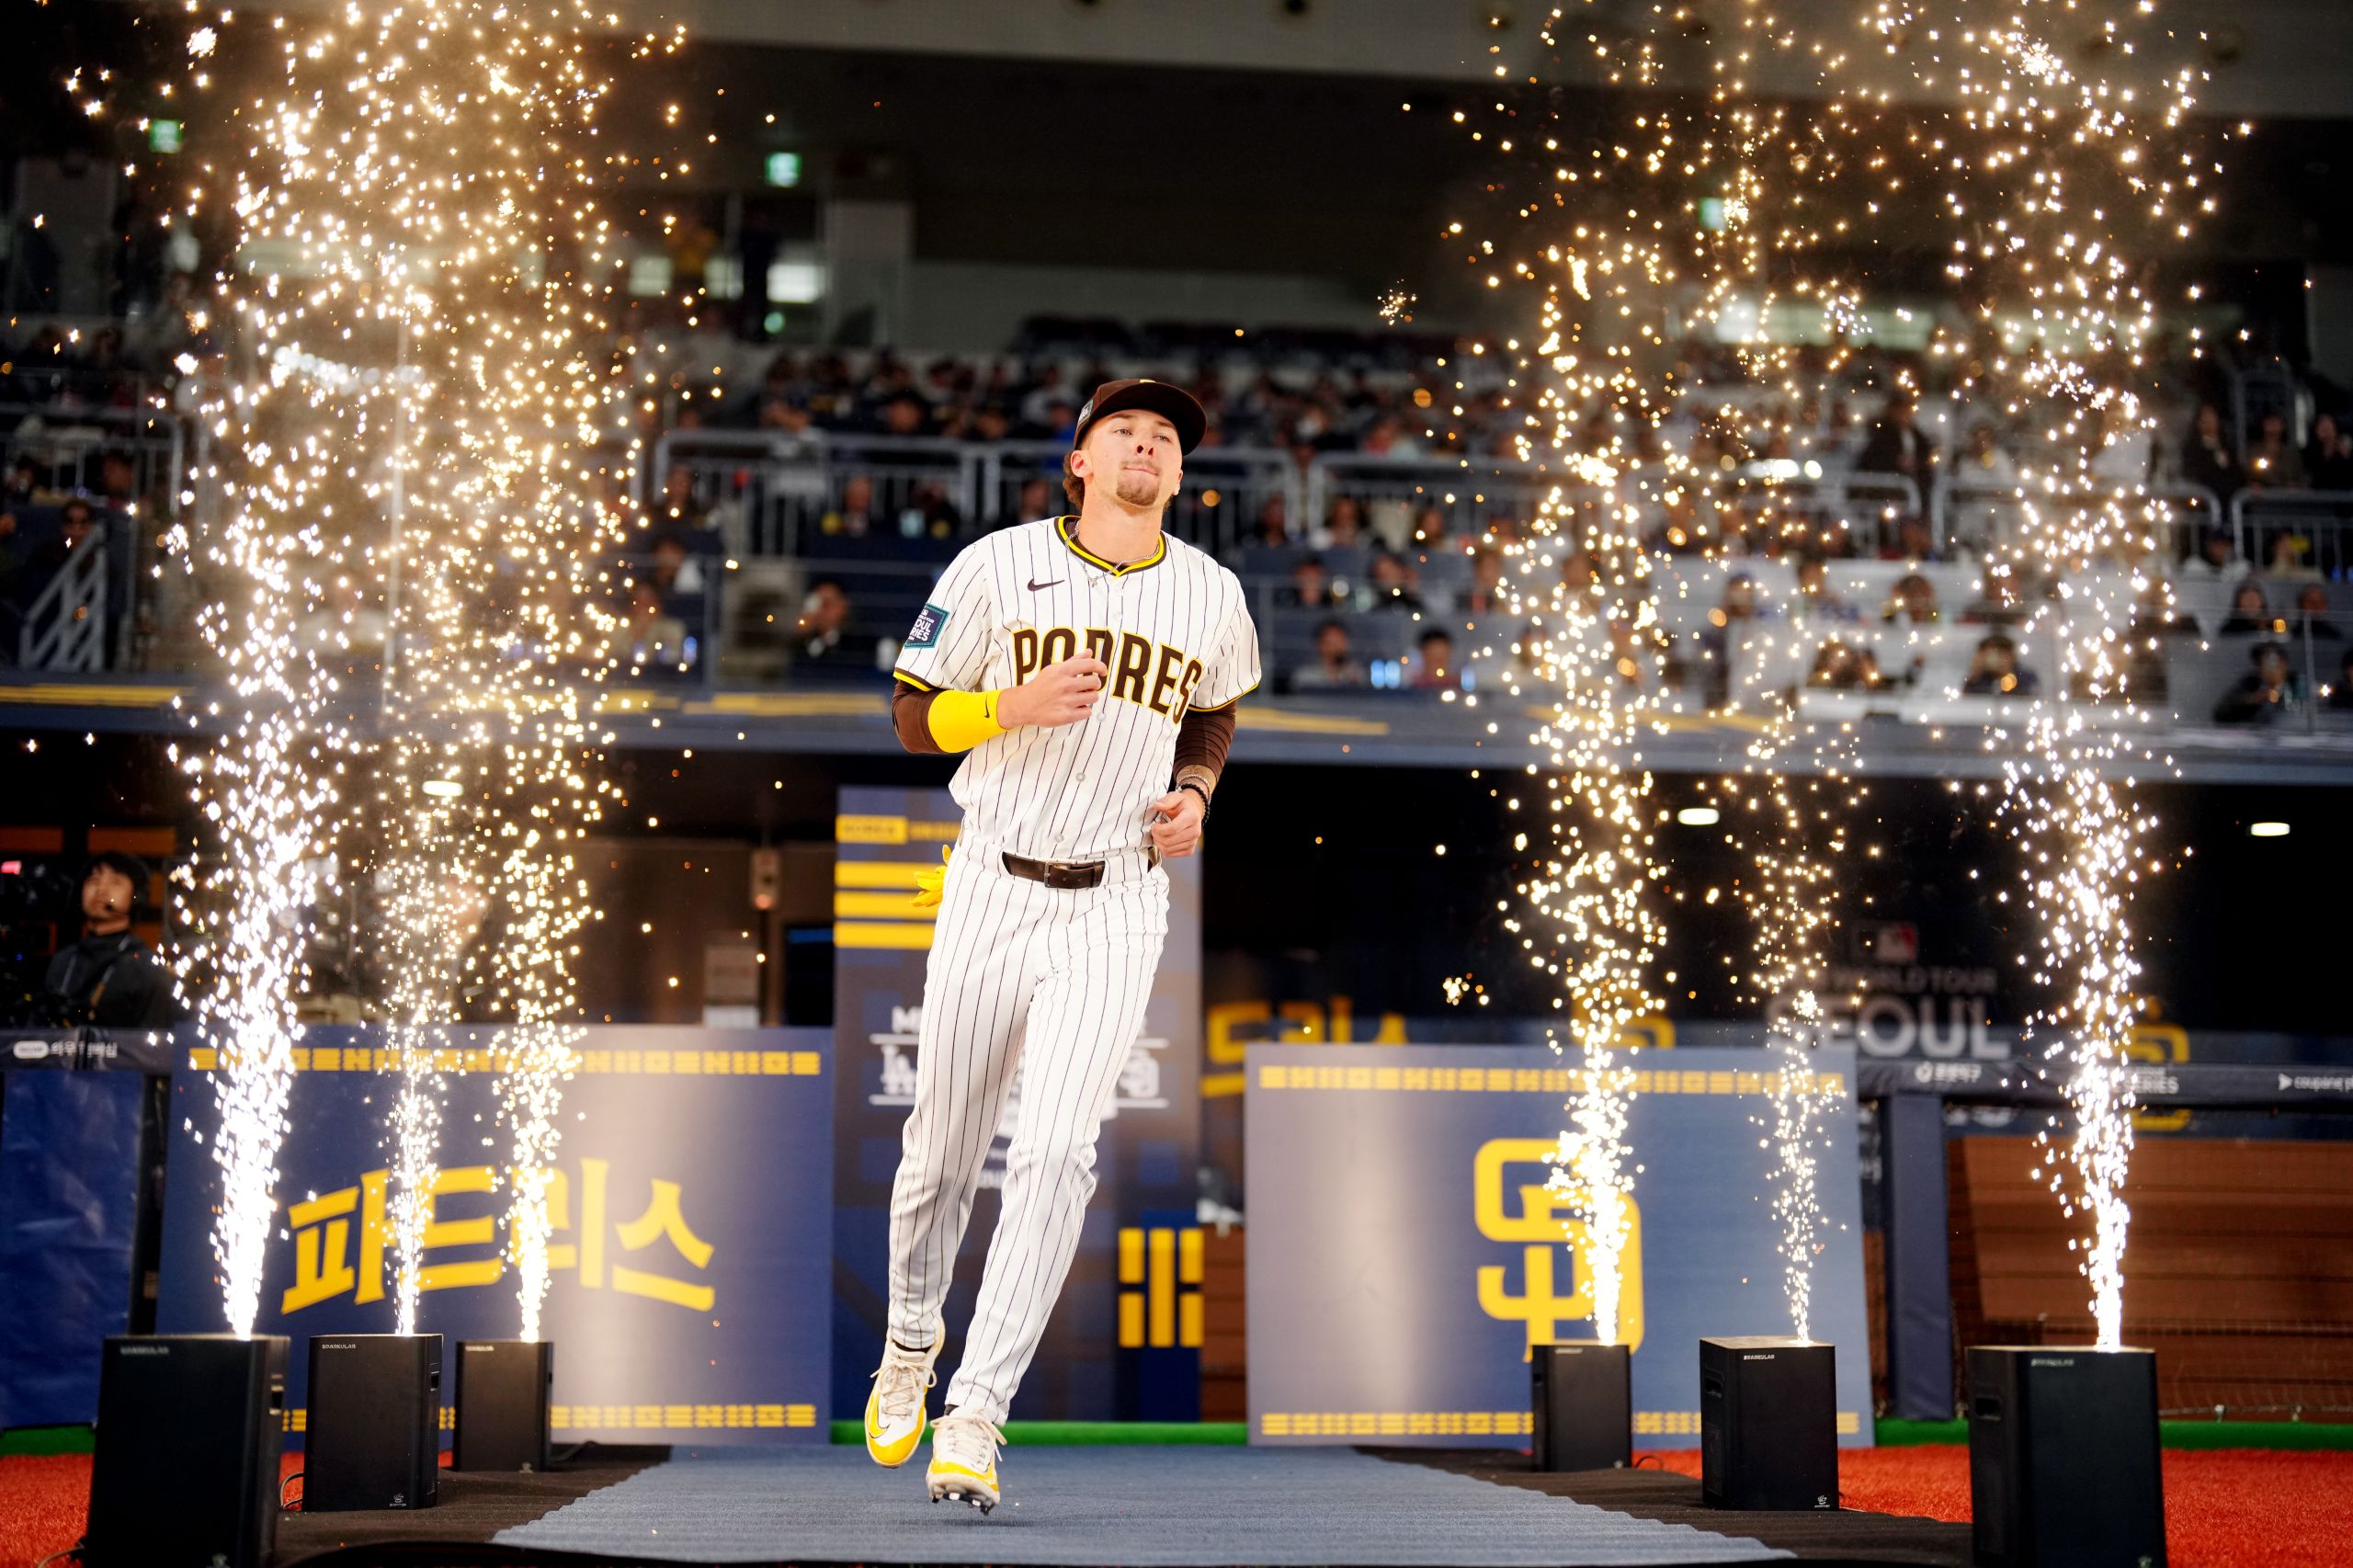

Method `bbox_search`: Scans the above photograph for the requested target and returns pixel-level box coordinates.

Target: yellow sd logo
[1472,1138,1646,1354]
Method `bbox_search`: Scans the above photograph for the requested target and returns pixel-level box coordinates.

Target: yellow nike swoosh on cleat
[931,1460,995,1485]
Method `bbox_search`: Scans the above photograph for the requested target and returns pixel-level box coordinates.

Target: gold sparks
[1443,2,2213,1345]
[160,1,636,1338]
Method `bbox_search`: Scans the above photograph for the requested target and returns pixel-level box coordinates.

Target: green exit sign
[149,119,185,154]
[765,151,802,188]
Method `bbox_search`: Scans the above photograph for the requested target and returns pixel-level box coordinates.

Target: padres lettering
[1472,1137,1646,1353]
[1007,626,1206,722]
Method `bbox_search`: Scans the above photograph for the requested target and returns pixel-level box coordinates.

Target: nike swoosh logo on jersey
[1028,577,1064,591]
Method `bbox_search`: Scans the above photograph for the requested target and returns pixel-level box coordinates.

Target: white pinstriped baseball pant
[885,836,1168,1425]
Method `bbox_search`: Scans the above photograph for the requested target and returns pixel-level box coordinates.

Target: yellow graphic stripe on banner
[1148,1229,1176,1348]
[1262,1410,1535,1438]
[835,813,908,844]
[835,861,933,889]
[1178,1228,1203,1285]
[1180,1294,1203,1349]
[688,692,886,719]
[1234,707,1390,736]
[834,921,936,950]
[1118,1293,1145,1349]
[1118,1227,1146,1285]
[549,1402,817,1431]
[832,891,938,920]
[1254,1062,1844,1098]
[186,1047,822,1077]
[0,683,185,707]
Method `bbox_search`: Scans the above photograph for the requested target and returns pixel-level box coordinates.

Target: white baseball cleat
[863,1327,941,1468]
[926,1410,1005,1514]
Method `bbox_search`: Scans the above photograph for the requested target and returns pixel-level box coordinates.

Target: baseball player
[866,379,1259,1512]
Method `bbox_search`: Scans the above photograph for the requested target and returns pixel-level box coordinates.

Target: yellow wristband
[926,688,1008,753]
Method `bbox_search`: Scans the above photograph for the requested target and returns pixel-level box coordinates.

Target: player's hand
[1000,654,1107,728]
[1148,789,1204,858]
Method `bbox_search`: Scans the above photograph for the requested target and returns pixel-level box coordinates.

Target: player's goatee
[1112,472,1159,506]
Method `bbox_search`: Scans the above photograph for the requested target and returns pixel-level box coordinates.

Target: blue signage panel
[830,785,1202,1419]
[1246,1043,1872,1448]
[157,1025,833,1445]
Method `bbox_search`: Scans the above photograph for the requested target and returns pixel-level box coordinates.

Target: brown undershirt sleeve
[892,680,947,756]
[1173,704,1237,790]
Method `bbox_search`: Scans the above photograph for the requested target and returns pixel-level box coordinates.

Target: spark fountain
[142,0,631,1367]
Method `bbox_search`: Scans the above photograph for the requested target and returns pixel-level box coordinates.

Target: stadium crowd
[5,310,2351,724]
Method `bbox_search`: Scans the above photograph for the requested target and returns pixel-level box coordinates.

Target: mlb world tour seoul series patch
[907,603,950,650]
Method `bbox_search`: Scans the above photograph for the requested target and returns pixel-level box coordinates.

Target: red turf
[5,1446,2347,1568]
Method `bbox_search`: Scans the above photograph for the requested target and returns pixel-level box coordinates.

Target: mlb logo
[907,602,950,649]
[1857,922,1918,964]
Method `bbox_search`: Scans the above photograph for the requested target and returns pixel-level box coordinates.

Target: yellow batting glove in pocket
[912,846,952,910]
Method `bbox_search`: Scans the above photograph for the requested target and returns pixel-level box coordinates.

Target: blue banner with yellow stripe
[829,786,1202,1419]
[1245,1043,1871,1447]
[156,1025,833,1446]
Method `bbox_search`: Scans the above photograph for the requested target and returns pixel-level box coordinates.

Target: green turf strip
[20,1416,2342,1456]
[0,1426,95,1456]
[829,1420,1248,1447]
[1874,1417,2353,1450]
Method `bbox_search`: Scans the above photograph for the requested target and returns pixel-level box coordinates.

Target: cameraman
[39,852,180,1028]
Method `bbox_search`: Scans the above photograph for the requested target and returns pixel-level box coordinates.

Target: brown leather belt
[1002,851,1105,889]
[1000,848,1159,889]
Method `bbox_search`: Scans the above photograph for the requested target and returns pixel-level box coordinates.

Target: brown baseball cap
[1072,378,1207,454]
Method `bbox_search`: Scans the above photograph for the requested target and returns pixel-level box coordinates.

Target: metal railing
[649,428,1302,562]
[1932,476,2222,561]
[2229,490,2353,578]
[0,403,187,511]
[16,539,109,672]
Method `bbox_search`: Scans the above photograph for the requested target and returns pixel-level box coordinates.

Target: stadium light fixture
[2248,821,2290,838]
[1677,806,1722,826]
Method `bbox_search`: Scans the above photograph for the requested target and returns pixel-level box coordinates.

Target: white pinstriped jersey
[893,516,1261,863]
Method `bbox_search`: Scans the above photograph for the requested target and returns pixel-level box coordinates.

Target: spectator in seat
[1366,550,1425,614]
[5,459,38,507]
[2213,641,2302,724]
[1957,420,2018,485]
[1280,555,1336,610]
[2245,413,2307,491]
[650,532,708,601]
[1960,568,2030,628]
[1015,475,1056,524]
[2303,411,2353,491]
[2289,584,2341,642]
[1878,515,1943,564]
[1312,494,1367,551]
[1856,392,1938,481]
[620,582,690,672]
[1794,556,1860,621]
[97,450,139,508]
[1410,627,1460,689]
[2177,403,2241,503]
[1250,494,1292,547]
[2264,531,2323,583]
[791,576,874,668]
[657,463,707,530]
[2219,580,2273,636]
[1291,619,1369,692]
[1961,632,2038,697]
[823,473,881,538]
[2329,646,2353,710]
[1806,638,1886,692]
[1459,548,1509,619]
[1881,571,1941,625]
[2178,527,2246,584]
[36,852,180,1028]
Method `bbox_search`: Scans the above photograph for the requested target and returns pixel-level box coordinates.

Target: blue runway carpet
[495,1445,1792,1564]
